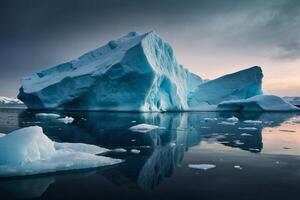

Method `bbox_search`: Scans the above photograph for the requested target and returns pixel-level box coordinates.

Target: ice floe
[129,123,163,133]
[57,116,74,124]
[188,164,216,170]
[35,113,60,119]
[238,127,258,130]
[0,126,122,177]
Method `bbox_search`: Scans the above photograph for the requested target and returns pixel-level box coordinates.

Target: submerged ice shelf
[0,126,122,177]
[17,31,299,112]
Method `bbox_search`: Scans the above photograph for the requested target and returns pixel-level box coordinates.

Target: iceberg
[0,126,122,177]
[0,96,23,105]
[188,66,263,110]
[18,31,202,111]
[218,95,299,111]
[17,31,299,112]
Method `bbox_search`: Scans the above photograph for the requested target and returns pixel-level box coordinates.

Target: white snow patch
[129,123,163,133]
[0,126,122,177]
[188,164,216,170]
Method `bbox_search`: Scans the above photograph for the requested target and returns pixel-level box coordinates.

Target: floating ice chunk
[129,123,163,133]
[131,120,136,123]
[130,149,141,154]
[112,148,127,153]
[234,165,243,170]
[234,140,244,145]
[188,164,216,170]
[249,148,260,152]
[57,116,74,124]
[219,121,237,126]
[54,142,109,155]
[241,133,252,136]
[0,133,5,138]
[35,113,60,119]
[244,120,262,124]
[204,117,218,121]
[0,126,122,177]
[238,127,257,130]
[226,116,239,122]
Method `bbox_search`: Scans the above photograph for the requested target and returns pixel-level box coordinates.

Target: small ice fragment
[249,148,260,152]
[131,120,136,123]
[241,133,252,136]
[201,126,210,129]
[234,165,243,170]
[276,161,280,164]
[234,140,244,145]
[243,120,262,124]
[219,121,237,126]
[131,139,136,142]
[129,123,163,133]
[130,149,140,154]
[57,116,74,124]
[226,116,239,122]
[188,164,216,170]
[204,118,218,121]
[112,148,127,153]
[0,133,6,138]
[35,113,60,119]
[238,127,257,130]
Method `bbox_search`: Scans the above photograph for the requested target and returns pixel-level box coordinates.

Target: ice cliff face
[18,32,202,111]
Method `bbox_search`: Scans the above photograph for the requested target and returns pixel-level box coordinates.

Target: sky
[0,0,299,97]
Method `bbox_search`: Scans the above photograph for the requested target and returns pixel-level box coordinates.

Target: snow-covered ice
[129,123,163,133]
[0,133,6,138]
[0,96,23,105]
[57,116,74,124]
[188,164,216,170]
[0,126,122,177]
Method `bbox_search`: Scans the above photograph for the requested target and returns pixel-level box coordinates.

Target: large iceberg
[18,32,202,111]
[0,126,122,177]
[17,31,298,112]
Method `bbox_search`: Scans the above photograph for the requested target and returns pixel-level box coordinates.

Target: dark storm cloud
[0,0,299,96]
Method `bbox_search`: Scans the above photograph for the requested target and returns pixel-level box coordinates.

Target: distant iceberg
[0,126,122,177]
[17,32,299,112]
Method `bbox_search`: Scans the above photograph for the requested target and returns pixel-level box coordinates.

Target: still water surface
[0,108,299,200]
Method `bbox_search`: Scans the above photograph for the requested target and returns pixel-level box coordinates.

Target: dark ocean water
[0,108,299,200]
